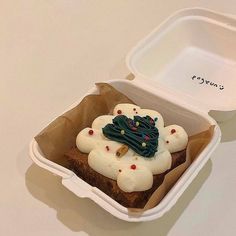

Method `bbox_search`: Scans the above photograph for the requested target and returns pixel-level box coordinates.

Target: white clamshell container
[29,8,236,222]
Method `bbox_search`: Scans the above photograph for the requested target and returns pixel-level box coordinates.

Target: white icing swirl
[76,103,188,192]
[117,166,153,192]
[162,125,188,153]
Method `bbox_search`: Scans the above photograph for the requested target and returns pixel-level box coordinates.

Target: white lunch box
[29,8,236,222]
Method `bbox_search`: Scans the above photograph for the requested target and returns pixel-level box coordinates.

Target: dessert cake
[65,103,188,208]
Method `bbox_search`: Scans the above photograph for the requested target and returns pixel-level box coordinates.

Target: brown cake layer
[65,147,186,208]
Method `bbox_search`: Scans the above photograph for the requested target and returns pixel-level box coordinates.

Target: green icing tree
[102,115,159,157]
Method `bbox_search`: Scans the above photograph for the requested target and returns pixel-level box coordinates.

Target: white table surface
[1,1,236,235]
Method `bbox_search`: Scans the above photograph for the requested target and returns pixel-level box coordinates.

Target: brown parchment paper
[35,83,214,211]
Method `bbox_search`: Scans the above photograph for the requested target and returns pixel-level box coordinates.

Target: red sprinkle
[106,146,110,151]
[88,129,94,135]
[145,135,150,141]
[132,127,137,131]
[166,140,169,144]
[130,164,136,170]
[117,110,122,114]
[171,129,176,134]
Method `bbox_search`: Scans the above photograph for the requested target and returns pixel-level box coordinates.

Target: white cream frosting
[76,103,188,192]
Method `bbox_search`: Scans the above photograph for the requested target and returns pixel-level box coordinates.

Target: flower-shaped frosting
[76,104,188,192]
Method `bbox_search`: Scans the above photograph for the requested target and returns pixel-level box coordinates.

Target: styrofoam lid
[126,8,236,113]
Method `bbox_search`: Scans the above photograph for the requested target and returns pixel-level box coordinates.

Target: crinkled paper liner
[35,83,214,212]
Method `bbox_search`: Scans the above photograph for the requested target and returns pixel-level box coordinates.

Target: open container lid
[126,8,236,115]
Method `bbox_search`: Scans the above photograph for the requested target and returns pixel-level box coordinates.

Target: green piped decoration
[102,115,159,157]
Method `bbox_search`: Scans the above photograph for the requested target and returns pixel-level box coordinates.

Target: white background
[1,1,236,235]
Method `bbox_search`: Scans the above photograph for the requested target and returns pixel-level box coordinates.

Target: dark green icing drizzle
[102,115,159,157]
